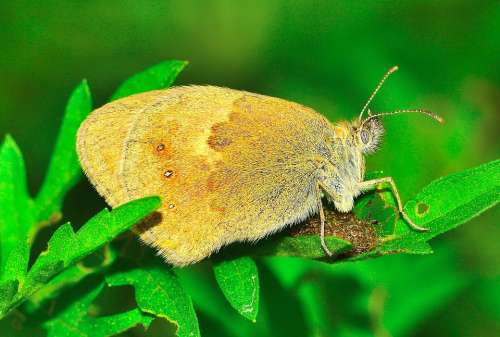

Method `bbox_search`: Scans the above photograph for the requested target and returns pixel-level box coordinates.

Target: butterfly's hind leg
[316,182,333,256]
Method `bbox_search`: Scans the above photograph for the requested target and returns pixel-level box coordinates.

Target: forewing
[78,85,328,265]
[76,91,163,206]
[120,87,324,264]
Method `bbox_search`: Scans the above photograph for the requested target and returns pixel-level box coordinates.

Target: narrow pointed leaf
[0,135,34,284]
[111,60,187,100]
[34,80,92,227]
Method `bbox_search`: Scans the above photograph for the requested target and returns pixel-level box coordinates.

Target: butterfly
[77,66,442,266]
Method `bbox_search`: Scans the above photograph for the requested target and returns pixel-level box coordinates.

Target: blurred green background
[0,1,498,336]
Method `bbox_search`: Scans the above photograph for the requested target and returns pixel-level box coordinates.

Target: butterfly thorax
[315,118,383,212]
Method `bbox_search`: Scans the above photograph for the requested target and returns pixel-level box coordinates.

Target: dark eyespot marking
[360,129,370,144]
[168,203,175,209]
[156,143,165,151]
[164,170,173,178]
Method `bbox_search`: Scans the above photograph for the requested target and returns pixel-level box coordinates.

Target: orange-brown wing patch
[204,95,323,243]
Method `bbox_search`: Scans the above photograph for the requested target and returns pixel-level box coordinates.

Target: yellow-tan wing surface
[78,86,332,265]
[77,91,165,206]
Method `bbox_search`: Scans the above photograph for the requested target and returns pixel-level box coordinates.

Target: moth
[76,66,442,266]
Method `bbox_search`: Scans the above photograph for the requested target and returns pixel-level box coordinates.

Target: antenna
[362,108,444,126]
[358,65,399,121]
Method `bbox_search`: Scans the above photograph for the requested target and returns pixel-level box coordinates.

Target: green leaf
[44,279,154,337]
[405,159,499,235]
[106,260,200,337]
[0,280,18,314]
[380,159,500,254]
[213,256,260,322]
[0,135,34,284]
[175,265,256,337]
[0,196,160,318]
[221,233,351,262]
[256,235,352,259]
[27,197,161,288]
[209,233,350,322]
[34,80,92,227]
[25,245,118,313]
[111,60,188,100]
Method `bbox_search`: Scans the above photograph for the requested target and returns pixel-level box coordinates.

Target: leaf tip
[79,78,91,93]
[0,134,22,156]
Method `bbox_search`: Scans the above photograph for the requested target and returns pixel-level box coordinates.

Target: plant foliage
[0,60,497,337]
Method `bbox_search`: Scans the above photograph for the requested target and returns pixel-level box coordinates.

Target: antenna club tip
[427,110,444,124]
[389,65,399,73]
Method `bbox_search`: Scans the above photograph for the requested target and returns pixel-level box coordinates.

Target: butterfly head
[353,65,443,156]
[350,116,384,155]
[317,66,443,213]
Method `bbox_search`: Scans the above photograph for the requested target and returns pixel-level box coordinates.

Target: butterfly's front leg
[315,180,350,256]
[359,177,429,232]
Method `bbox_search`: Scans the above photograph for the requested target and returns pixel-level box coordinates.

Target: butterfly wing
[80,86,330,265]
[77,91,163,206]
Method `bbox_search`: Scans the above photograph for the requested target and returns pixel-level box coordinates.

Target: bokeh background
[1,1,498,336]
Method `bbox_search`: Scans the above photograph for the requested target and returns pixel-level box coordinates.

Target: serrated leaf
[34,80,92,227]
[25,265,90,314]
[354,190,398,237]
[27,197,161,287]
[106,260,199,337]
[0,197,160,319]
[86,308,154,337]
[44,279,154,337]
[213,256,259,322]
[111,60,187,100]
[25,246,118,313]
[0,135,34,284]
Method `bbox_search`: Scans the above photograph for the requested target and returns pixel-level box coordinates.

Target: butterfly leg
[316,182,333,256]
[359,177,428,231]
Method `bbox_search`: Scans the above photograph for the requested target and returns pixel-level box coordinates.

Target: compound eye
[360,129,370,144]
